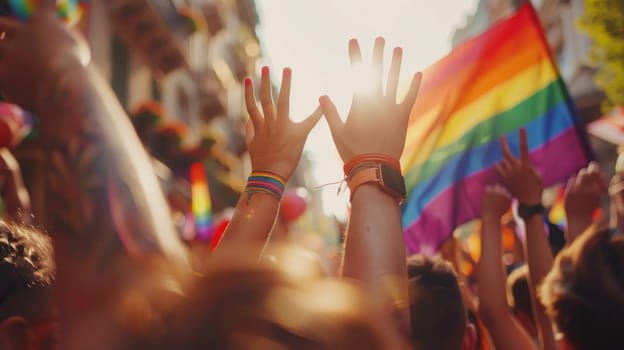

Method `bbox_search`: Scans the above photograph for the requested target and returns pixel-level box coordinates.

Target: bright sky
[255,0,480,219]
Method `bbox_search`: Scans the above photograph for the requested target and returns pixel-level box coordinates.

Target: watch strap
[518,203,545,220]
[347,163,406,204]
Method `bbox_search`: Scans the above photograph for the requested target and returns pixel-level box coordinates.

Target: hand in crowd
[565,162,606,217]
[0,0,89,111]
[496,128,558,350]
[244,67,322,180]
[564,162,607,242]
[496,128,543,205]
[319,37,421,161]
[481,184,512,221]
[478,185,537,350]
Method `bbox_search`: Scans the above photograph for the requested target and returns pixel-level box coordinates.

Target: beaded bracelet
[245,171,286,201]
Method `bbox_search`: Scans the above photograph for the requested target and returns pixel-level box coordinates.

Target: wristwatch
[347,163,406,204]
[518,203,544,221]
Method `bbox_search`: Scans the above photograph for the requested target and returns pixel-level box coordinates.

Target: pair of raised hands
[243,37,422,181]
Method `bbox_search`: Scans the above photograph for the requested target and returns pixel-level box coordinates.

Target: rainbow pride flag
[191,162,214,241]
[401,3,591,255]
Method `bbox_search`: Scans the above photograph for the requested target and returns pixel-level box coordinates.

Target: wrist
[245,171,287,201]
[345,157,405,204]
[517,202,544,221]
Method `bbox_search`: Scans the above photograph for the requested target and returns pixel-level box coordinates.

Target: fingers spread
[277,68,292,122]
[386,47,402,102]
[371,37,385,93]
[348,38,362,66]
[244,78,263,131]
[298,105,323,134]
[499,136,516,162]
[260,66,276,124]
[400,72,422,118]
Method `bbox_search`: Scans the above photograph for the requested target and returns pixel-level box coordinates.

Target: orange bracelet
[343,153,401,176]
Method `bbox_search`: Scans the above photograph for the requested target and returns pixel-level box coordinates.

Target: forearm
[566,215,593,244]
[524,216,557,350]
[212,191,279,259]
[477,218,510,317]
[478,217,537,350]
[342,184,408,340]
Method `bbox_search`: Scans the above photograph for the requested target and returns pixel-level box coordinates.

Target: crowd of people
[0,2,622,349]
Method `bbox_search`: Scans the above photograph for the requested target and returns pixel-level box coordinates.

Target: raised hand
[0,0,90,111]
[565,162,606,222]
[244,67,322,180]
[319,37,422,161]
[481,185,512,221]
[497,129,557,350]
[496,128,543,205]
[565,162,607,243]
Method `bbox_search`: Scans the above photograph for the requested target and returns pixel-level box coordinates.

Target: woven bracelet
[245,171,286,201]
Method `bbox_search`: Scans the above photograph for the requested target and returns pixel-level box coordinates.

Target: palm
[320,38,421,162]
[243,67,322,180]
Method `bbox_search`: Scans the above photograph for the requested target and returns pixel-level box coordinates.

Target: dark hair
[407,255,466,350]
[506,264,533,319]
[540,228,624,350]
[0,221,55,323]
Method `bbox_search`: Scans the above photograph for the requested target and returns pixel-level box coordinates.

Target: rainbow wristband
[245,171,286,201]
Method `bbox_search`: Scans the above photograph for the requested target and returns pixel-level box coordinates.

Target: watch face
[380,163,406,198]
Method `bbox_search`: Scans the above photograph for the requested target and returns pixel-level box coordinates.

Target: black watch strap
[518,203,544,220]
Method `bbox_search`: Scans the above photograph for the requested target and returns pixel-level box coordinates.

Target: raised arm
[212,67,321,259]
[564,162,606,243]
[478,185,537,350]
[497,129,558,350]
[319,37,421,339]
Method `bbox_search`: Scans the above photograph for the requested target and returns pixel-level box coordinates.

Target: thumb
[319,95,342,136]
[298,105,323,134]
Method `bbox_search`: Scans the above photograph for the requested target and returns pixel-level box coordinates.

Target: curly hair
[540,228,624,350]
[0,221,55,323]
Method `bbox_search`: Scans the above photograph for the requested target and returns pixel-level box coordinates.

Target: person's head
[0,221,57,349]
[407,254,476,350]
[124,245,388,349]
[540,228,624,350]
[506,265,536,337]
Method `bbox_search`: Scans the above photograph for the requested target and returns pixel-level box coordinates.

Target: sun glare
[349,63,379,96]
[256,0,480,219]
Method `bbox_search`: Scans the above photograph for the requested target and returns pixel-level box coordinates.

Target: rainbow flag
[191,162,214,240]
[401,3,591,255]
[548,188,567,227]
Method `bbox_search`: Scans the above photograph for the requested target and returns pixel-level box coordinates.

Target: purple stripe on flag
[403,128,588,254]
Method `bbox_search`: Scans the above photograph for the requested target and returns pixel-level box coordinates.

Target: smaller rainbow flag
[191,162,214,240]
[548,188,566,227]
